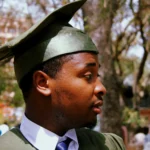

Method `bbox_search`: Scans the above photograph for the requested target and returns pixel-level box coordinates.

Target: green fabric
[0,127,126,150]
[0,128,36,150]
[0,0,98,84]
[76,128,126,150]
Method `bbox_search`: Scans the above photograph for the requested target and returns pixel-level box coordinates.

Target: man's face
[50,52,106,129]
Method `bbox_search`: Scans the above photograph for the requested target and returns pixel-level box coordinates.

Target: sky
[127,45,144,59]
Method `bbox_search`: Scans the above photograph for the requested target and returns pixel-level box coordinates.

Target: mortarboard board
[0,0,98,84]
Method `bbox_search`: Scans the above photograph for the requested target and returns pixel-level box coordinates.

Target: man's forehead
[65,52,99,66]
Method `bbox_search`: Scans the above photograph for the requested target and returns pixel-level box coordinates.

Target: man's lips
[92,100,103,114]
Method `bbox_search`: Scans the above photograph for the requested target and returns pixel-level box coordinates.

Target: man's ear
[33,71,51,96]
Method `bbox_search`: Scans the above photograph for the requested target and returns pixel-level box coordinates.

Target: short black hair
[19,54,73,100]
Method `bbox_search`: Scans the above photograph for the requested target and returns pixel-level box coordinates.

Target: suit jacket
[0,127,126,150]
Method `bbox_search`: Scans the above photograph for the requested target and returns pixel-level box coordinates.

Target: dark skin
[25,52,106,136]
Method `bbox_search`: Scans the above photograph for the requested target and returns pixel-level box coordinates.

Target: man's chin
[85,119,97,129]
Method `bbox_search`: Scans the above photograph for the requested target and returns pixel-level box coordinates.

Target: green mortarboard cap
[0,0,98,84]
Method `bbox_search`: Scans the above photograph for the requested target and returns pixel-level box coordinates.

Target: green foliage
[114,57,135,78]
[120,59,134,76]
[12,83,24,107]
[0,67,7,94]
[122,107,148,131]
[0,62,24,126]
[0,80,6,94]
[0,62,24,107]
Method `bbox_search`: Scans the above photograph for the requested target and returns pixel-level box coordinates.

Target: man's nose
[94,78,106,96]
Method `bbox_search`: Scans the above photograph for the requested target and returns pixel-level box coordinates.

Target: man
[0,0,126,149]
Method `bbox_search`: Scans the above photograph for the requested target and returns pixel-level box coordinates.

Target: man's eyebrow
[85,62,101,68]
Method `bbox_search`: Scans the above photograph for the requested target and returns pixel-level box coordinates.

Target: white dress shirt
[20,115,79,150]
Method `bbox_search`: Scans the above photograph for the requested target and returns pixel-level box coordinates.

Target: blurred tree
[122,107,148,131]
[82,0,150,135]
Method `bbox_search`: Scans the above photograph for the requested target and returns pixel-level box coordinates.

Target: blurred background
[0,0,150,149]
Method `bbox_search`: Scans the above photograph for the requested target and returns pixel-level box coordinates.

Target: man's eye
[85,74,92,80]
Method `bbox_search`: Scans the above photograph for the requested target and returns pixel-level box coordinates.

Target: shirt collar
[20,115,78,150]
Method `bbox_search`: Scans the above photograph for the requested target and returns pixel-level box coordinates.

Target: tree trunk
[82,0,122,136]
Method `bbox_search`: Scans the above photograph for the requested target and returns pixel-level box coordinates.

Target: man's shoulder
[0,127,36,150]
[76,127,122,139]
[76,128,126,150]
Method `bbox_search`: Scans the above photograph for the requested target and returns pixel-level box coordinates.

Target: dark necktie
[55,138,71,150]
